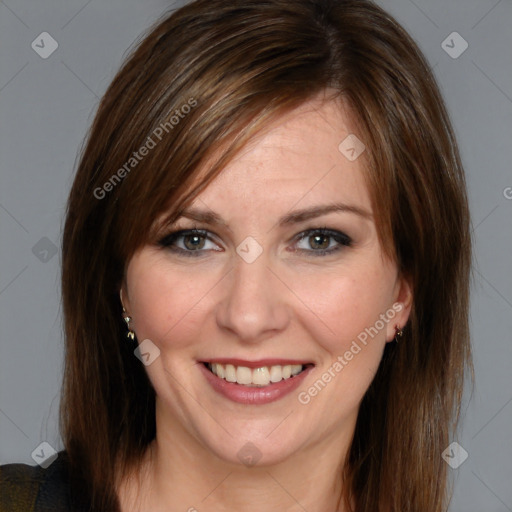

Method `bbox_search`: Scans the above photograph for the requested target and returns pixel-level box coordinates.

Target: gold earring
[394,324,403,343]
[122,307,135,341]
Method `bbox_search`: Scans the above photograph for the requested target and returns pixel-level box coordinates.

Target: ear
[120,286,130,314]
[385,272,413,343]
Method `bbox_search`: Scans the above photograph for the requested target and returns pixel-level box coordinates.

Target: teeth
[236,366,252,385]
[216,364,225,379]
[225,364,236,383]
[253,367,270,385]
[208,363,304,387]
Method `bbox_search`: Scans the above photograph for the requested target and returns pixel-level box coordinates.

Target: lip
[199,361,314,405]
[201,358,313,369]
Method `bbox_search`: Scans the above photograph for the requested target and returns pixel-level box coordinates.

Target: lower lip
[199,363,313,405]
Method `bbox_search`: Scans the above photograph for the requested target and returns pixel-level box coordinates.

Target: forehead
[193,96,372,217]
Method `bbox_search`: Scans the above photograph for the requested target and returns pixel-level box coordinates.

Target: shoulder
[0,451,71,512]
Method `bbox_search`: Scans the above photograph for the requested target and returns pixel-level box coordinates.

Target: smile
[200,359,315,404]
[206,362,307,387]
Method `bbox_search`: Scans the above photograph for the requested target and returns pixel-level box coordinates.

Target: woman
[0,0,472,510]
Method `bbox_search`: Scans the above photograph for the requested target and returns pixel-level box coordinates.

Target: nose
[215,253,290,343]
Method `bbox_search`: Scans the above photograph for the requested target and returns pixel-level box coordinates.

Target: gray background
[0,0,511,510]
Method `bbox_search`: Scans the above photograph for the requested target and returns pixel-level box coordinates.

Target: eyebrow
[277,203,373,225]
[175,202,372,229]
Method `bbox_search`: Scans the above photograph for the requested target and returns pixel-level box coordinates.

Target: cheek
[293,268,393,417]
[293,264,393,355]
[125,254,215,349]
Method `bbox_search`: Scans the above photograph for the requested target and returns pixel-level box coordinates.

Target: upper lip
[201,358,314,369]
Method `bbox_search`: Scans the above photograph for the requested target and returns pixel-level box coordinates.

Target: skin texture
[119,95,412,512]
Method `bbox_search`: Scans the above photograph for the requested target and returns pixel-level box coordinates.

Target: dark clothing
[0,451,79,512]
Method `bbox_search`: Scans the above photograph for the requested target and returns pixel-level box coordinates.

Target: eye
[292,228,352,256]
[157,227,352,258]
[157,229,221,256]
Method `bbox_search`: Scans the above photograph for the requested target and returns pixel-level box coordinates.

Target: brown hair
[60,0,472,510]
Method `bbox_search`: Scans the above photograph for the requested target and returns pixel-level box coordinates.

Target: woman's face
[122,96,412,467]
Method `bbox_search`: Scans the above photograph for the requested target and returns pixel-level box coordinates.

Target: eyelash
[157,227,352,258]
